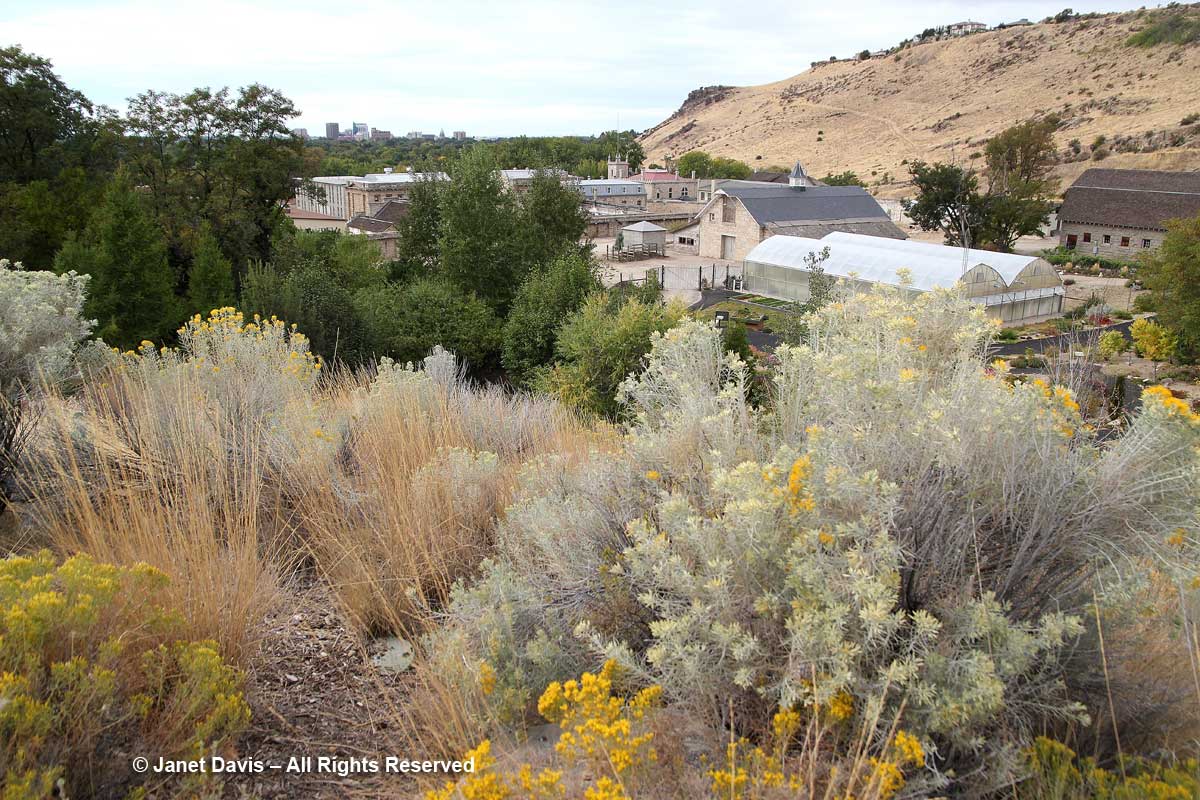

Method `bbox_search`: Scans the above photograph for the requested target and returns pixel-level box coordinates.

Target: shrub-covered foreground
[420,290,1200,795]
[0,551,247,799]
[3,290,1199,798]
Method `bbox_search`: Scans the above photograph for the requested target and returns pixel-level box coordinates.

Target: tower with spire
[789,160,816,188]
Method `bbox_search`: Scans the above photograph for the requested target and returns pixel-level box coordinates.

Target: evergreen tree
[187,224,236,314]
[54,172,177,348]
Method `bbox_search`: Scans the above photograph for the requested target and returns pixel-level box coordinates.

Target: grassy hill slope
[640,7,1200,196]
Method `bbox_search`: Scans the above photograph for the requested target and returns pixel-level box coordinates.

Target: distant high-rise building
[325,122,339,140]
[291,128,309,139]
[406,131,423,139]
[370,128,393,140]
[352,122,369,136]
[452,130,467,140]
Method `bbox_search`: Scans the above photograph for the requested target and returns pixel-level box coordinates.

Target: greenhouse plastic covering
[743,232,1047,293]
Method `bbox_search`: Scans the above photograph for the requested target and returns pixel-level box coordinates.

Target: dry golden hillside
[640,7,1200,197]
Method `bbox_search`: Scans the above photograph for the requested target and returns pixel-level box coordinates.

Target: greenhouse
[742,232,1064,323]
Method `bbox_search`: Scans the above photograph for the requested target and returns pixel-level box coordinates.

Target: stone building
[626,168,699,201]
[691,169,904,261]
[1057,168,1200,259]
[499,168,574,194]
[294,169,446,220]
[577,179,646,207]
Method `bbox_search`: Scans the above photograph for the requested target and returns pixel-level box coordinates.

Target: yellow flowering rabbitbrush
[0,552,250,798]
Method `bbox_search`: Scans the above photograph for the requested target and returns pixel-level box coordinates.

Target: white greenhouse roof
[744,231,1050,292]
[622,221,666,232]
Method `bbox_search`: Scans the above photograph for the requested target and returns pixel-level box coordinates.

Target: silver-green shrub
[430,287,1199,792]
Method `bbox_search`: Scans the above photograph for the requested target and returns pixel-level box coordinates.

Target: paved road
[987,319,1137,356]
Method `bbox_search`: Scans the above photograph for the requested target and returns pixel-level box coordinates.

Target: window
[1103,234,1111,244]
[1082,232,1091,243]
[709,212,715,221]
[722,198,736,223]
[1120,236,1130,247]
[668,187,673,199]
[1142,239,1151,248]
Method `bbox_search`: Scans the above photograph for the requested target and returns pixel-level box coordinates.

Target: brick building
[1057,168,1200,259]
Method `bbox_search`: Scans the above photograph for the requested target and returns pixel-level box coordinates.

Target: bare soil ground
[222,584,417,800]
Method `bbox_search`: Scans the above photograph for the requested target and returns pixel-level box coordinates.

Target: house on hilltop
[1057,168,1200,257]
[946,20,987,35]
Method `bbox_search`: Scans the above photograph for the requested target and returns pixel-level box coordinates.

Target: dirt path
[223,584,416,799]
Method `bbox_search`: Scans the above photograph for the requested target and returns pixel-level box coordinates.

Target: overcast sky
[3,0,1156,137]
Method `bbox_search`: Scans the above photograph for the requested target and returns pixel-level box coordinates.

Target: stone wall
[1058,221,1161,259]
[697,196,766,260]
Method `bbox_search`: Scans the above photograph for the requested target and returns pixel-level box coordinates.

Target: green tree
[538,293,685,418]
[439,146,523,312]
[187,224,236,313]
[502,249,601,385]
[981,118,1059,251]
[516,169,589,267]
[1140,214,1200,360]
[676,151,712,180]
[355,277,502,370]
[123,84,304,275]
[390,176,443,279]
[54,172,178,348]
[0,46,98,183]
[903,161,988,248]
[820,171,867,187]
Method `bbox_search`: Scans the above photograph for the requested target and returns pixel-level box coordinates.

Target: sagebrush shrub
[0,259,95,396]
[430,288,1200,793]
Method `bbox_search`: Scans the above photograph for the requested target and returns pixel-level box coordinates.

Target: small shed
[621,221,667,249]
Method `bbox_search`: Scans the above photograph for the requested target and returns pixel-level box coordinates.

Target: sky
[2,0,1159,138]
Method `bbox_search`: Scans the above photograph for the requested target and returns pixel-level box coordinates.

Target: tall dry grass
[10,319,602,665]
[297,364,603,636]
[16,374,289,665]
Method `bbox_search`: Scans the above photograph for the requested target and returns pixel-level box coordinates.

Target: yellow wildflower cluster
[0,552,249,796]
[783,455,816,514]
[1026,737,1199,800]
[478,660,497,696]
[537,659,662,775]
[428,662,661,800]
[1028,377,1083,438]
[865,731,925,799]
[424,739,565,800]
[119,307,322,385]
[1143,385,1200,424]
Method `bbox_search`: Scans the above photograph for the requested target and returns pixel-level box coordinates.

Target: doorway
[720,235,736,260]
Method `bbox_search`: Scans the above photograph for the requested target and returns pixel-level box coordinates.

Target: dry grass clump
[8,312,598,667]
[291,351,603,636]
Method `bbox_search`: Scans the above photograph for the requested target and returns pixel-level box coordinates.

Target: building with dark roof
[1057,168,1200,258]
[692,181,905,261]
